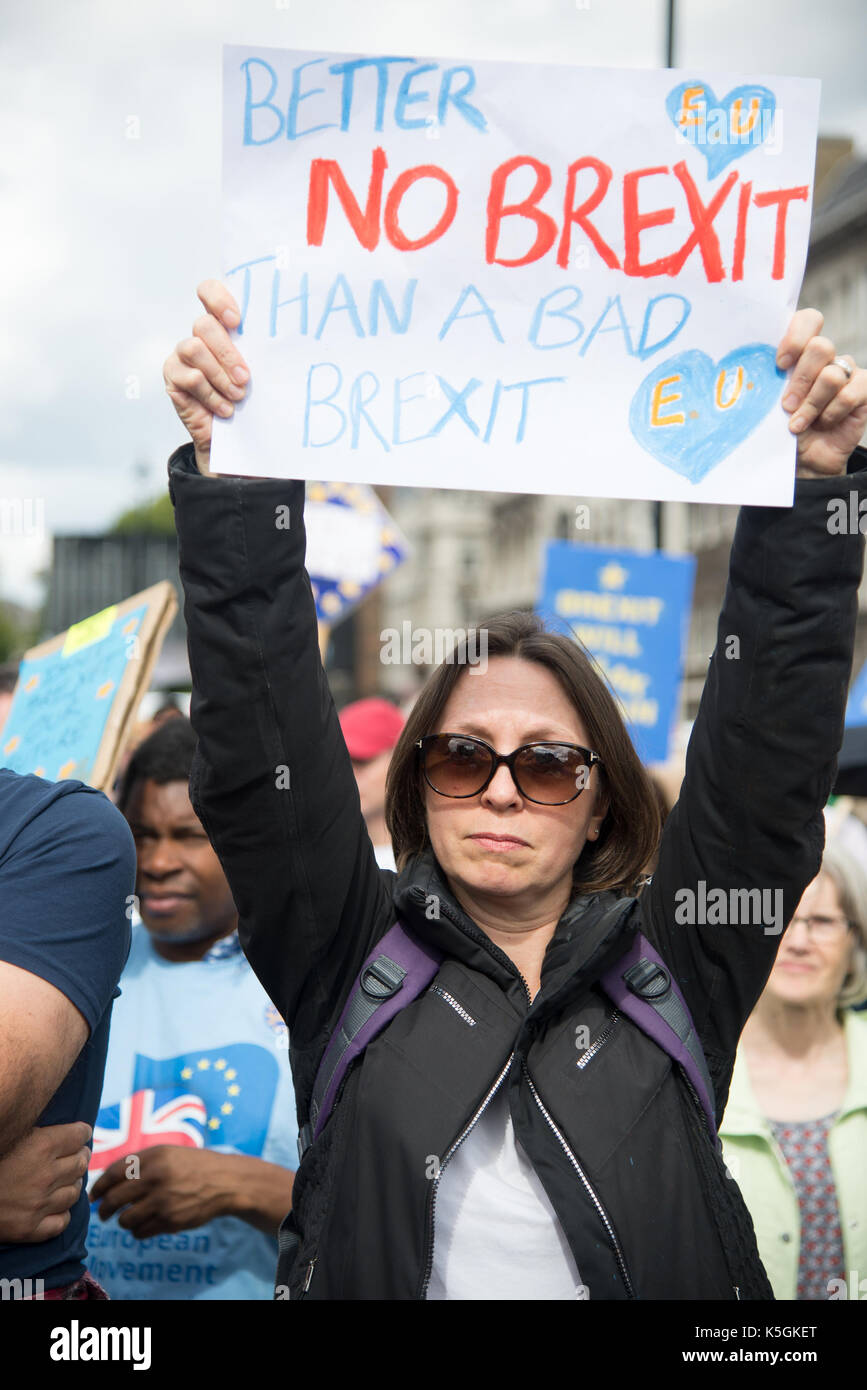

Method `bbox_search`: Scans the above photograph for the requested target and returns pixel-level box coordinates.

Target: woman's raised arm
[646,309,867,1118]
[164,281,394,1111]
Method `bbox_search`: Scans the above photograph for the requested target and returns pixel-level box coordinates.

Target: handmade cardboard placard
[214,46,819,506]
[1,582,177,792]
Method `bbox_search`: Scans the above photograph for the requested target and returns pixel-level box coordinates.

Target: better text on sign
[215,48,819,505]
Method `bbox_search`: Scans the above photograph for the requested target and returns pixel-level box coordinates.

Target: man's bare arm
[0,961,89,1159]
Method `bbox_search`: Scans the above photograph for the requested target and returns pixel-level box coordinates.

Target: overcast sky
[2,0,866,610]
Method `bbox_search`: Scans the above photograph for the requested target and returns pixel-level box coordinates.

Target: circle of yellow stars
[178,1056,240,1133]
[306,480,403,618]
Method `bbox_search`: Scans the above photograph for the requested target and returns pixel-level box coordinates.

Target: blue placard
[538,543,696,764]
[1,605,148,784]
[845,658,867,729]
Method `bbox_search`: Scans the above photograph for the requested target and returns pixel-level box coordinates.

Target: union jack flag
[91,1089,207,1174]
[89,1044,279,1179]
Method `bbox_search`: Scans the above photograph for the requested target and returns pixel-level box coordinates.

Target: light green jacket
[720,1009,867,1301]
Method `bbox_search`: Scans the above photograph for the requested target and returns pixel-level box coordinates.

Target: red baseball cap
[339,697,405,761]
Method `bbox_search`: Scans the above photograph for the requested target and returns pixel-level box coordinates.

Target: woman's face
[765,872,855,1009]
[424,656,608,911]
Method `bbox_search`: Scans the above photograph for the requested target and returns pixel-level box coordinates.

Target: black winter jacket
[169,442,867,1300]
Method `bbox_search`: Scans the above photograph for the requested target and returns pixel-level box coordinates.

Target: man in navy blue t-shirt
[0,770,135,1295]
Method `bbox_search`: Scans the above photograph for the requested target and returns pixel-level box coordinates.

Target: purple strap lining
[312,923,444,1141]
[599,932,718,1142]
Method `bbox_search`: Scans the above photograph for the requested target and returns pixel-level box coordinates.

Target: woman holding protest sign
[164,283,867,1299]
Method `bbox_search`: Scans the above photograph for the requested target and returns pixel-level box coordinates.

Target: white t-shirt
[373,842,397,871]
[426,1086,586,1300]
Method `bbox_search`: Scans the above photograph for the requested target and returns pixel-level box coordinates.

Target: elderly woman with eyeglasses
[164,280,867,1301]
[721,843,867,1301]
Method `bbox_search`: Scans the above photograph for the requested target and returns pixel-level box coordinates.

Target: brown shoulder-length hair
[385,611,661,897]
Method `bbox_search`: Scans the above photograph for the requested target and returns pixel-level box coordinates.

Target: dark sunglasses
[417,733,602,806]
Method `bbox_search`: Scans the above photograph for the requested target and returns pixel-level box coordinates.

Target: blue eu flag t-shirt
[86,922,298,1300]
[0,771,135,1290]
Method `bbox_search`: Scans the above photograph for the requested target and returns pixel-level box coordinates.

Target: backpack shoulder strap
[299,923,719,1161]
[298,923,443,1161]
[599,932,720,1148]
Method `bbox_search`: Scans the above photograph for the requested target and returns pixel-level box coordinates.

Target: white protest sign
[214,47,820,505]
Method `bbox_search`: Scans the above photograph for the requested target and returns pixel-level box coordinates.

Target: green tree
[110,493,175,536]
[0,605,37,663]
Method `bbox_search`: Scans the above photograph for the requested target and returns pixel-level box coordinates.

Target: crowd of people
[0,286,866,1301]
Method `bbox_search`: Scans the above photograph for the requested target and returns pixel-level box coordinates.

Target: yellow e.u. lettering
[677,86,706,127]
[715,365,744,410]
[650,375,685,427]
[730,97,760,137]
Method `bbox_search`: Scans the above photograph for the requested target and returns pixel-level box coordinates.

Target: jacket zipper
[522,1060,635,1299]
[413,892,639,1299]
[414,885,534,1014]
[682,1074,713,1135]
[576,1011,619,1070]
[417,1053,514,1299]
[296,1257,316,1299]
[427,984,477,1027]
